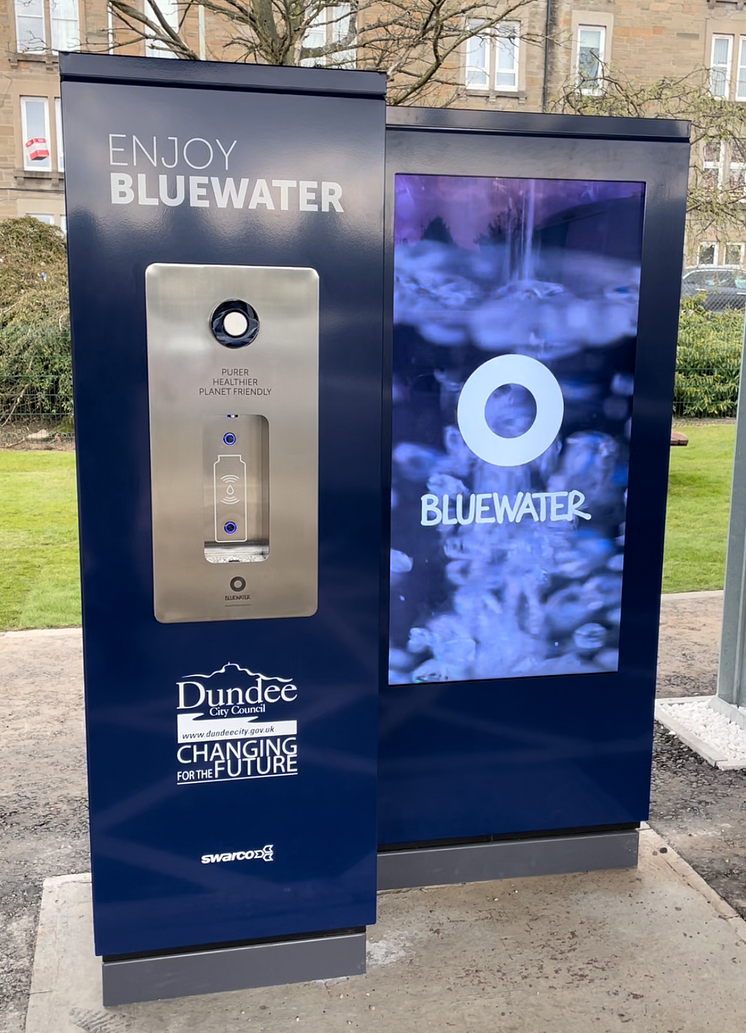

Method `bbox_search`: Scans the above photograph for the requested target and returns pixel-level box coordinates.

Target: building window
[465,22,519,92]
[711,35,733,97]
[698,243,717,266]
[301,5,355,68]
[576,25,606,94]
[724,243,745,266]
[15,0,45,51]
[14,0,79,53]
[20,96,63,172]
[29,213,55,224]
[145,0,179,57]
[702,141,725,189]
[51,0,79,50]
[21,97,51,171]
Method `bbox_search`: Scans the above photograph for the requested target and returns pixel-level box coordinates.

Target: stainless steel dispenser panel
[146,264,318,622]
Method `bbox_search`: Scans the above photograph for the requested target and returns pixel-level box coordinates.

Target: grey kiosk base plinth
[101,831,635,1004]
[377,828,639,891]
[101,930,366,1006]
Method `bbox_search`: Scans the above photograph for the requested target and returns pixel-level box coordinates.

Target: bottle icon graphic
[213,455,248,542]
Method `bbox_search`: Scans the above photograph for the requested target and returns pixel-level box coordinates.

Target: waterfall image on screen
[389,174,645,685]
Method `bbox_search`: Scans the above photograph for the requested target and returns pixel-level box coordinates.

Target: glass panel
[389,173,646,685]
[725,243,744,266]
[729,164,745,193]
[145,0,179,57]
[578,27,604,92]
[55,97,63,172]
[60,214,67,235]
[15,0,46,52]
[495,23,518,89]
[29,213,54,224]
[21,97,51,172]
[331,5,355,68]
[465,28,489,89]
[50,0,79,51]
[710,36,732,97]
[300,14,326,66]
[698,243,717,266]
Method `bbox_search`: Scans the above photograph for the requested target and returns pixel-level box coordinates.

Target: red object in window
[25,137,49,162]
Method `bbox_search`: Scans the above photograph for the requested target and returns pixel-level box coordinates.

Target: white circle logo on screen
[457,354,565,467]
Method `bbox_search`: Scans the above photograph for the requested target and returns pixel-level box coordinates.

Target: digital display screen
[389,174,645,685]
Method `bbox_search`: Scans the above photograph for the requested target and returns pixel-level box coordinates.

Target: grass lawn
[0,424,737,630]
[662,422,736,594]
[0,450,81,630]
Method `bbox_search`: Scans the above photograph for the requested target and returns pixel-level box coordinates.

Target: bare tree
[552,66,746,239]
[107,0,545,106]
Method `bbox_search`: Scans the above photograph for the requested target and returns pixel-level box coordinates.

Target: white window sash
[15,0,46,52]
[724,243,744,266]
[50,0,79,52]
[55,97,64,172]
[495,23,519,91]
[331,5,355,68]
[465,22,489,90]
[703,141,726,188]
[711,35,733,98]
[145,0,179,57]
[577,26,605,94]
[29,213,55,225]
[300,12,327,66]
[736,38,746,101]
[698,243,717,266]
[20,97,51,172]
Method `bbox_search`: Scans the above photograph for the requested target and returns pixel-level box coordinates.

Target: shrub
[0,218,71,428]
[674,297,743,418]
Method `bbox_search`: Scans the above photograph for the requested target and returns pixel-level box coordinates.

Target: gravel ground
[2,593,745,1032]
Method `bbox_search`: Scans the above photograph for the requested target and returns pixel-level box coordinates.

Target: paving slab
[25,828,746,1033]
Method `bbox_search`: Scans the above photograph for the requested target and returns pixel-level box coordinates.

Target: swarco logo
[201,845,274,864]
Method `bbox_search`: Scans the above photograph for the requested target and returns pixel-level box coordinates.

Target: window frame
[14,0,47,53]
[14,0,80,55]
[20,95,52,172]
[697,242,718,266]
[463,20,521,95]
[301,4,356,70]
[576,24,607,96]
[144,0,180,58]
[710,34,734,98]
[724,242,745,267]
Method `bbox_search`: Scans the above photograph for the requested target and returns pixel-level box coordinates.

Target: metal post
[716,313,746,722]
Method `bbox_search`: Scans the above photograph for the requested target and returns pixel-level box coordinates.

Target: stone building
[1,0,745,266]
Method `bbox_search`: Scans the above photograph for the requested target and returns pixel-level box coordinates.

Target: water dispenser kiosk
[379,109,690,887]
[61,54,386,1004]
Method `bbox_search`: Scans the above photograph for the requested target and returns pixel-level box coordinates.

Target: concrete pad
[25,828,746,1033]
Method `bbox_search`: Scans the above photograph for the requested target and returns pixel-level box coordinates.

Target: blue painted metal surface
[61,54,385,958]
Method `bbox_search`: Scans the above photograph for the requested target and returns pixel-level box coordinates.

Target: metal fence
[0,286,744,448]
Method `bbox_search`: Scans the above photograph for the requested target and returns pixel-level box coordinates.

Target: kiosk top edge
[386,106,690,143]
[58,52,387,100]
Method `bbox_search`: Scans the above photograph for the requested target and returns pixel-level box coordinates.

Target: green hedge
[674,297,743,418]
[0,218,71,428]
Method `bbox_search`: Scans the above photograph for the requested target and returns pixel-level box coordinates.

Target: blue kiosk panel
[380,110,690,851]
[61,55,385,959]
